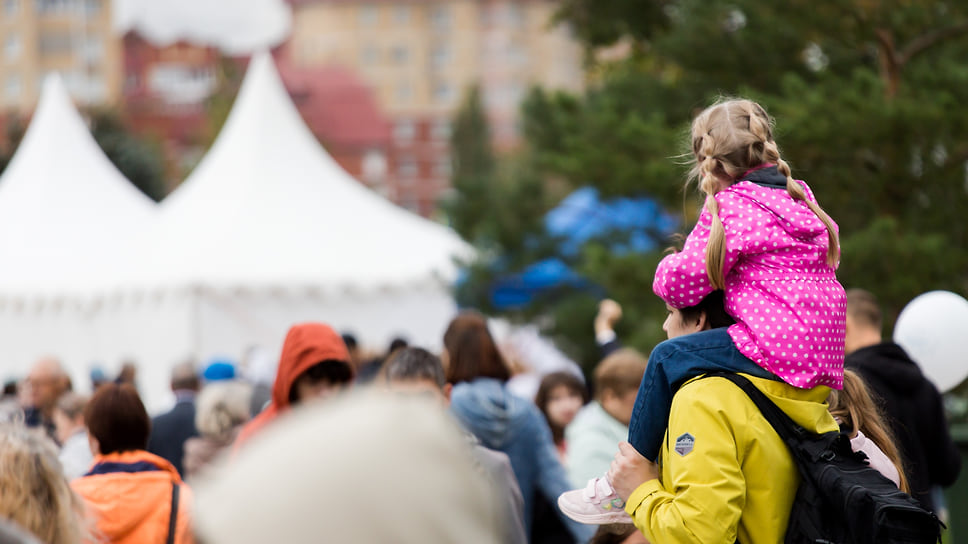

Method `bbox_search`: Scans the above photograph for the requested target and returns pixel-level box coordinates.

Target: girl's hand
[608,441,659,500]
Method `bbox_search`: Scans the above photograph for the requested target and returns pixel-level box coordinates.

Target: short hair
[287,360,354,404]
[341,334,358,351]
[55,393,88,420]
[84,384,150,454]
[385,347,446,388]
[443,311,511,384]
[171,361,200,391]
[679,290,734,329]
[594,348,648,398]
[388,337,409,354]
[196,381,253,441]
[846,288,882,331]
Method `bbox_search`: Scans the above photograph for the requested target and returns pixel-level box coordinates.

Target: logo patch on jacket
[674,433,695,456]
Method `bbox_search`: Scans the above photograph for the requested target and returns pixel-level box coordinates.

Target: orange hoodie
[234,322,350,448]
[72,450,193,544]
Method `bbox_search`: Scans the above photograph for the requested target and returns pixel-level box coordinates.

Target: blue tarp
[485,188,677,310]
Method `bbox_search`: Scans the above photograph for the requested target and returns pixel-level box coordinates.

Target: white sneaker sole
[557,496,633,525]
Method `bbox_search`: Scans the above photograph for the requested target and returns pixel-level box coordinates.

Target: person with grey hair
[147,361,201,476]
[183,381,253,481]
[384,347,528,544]
[52,393,92,480]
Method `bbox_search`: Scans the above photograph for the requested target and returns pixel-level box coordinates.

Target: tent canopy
[123,52,469,294]
[0,75,156,297]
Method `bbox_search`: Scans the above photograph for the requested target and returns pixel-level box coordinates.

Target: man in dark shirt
[147,362,200,477]
[844,289,961,512]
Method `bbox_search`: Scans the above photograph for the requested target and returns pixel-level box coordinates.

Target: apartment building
[1,0,121,112]
[284,0,584,216]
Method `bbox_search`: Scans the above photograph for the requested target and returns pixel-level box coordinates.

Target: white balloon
[893,290,968,392]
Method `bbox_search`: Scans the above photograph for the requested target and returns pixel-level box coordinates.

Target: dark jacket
[845,342,962,512]
[147,398,198,477]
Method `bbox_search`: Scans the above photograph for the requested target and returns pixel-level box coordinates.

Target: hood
[450,378,530,449]
[729,165,832,242]
[235,323,350,448]
[72,451,182,541]
[846,342,924,394]
[270,322,351,410]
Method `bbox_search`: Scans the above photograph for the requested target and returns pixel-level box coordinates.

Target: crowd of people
[0,98,963,543]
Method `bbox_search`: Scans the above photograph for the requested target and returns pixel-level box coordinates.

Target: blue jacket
[450,378,593,543]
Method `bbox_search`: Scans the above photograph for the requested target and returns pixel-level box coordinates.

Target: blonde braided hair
[689,99,840,288]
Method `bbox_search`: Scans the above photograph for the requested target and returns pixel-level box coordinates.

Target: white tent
[105,52,469,411]
[0,75,157,390]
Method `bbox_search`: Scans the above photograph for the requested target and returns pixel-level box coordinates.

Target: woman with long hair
[445,311,593,543]
[0,424,88,544]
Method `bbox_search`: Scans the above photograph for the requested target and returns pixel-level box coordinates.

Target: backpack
[708,372,944,544]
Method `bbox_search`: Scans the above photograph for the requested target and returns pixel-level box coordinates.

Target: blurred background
[1,0,967,409]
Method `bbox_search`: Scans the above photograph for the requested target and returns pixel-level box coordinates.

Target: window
[397,155,418,179]
[431,43,452,68]
[81,36,103,62]
[433,80,454,105]
[393,119,416,142]
[431,119,451,140]
[358,4,378,26]
[362,149,387,182]
[430,5,451,30]
[392,5,410,23]
[360,44,379,65]
[83,0,99,14]
[391,45,409,65]
[38,31,71,55]
[5,74,21,99]
[433,156,452,178]
[4,34,21,60]
[395,81,412,104]
[4,0,18,15]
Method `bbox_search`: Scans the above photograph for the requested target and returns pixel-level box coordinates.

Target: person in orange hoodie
[72,384,193,544]
[234,322,353,448]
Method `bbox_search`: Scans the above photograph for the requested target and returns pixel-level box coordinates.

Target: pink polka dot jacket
[653,167,845,389]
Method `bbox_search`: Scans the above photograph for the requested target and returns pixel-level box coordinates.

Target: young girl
[829,369,908,490]
[559,98,847,524]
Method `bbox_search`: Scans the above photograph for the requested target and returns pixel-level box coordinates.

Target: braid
[698,149,728,289]
[765,140,841,267]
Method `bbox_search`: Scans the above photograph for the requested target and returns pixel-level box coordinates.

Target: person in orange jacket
[234,322,353,449]
[72,384,193,544]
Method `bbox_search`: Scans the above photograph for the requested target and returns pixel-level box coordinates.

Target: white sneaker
[557,476,633,524]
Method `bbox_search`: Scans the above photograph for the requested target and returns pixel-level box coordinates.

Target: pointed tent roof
[0,75,156,297]
[126,52,468,292]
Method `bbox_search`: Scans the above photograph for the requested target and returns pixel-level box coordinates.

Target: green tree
[449,0,968,371]
[88,109,167,202]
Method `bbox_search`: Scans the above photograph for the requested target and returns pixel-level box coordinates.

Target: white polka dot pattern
[653,179,845,389]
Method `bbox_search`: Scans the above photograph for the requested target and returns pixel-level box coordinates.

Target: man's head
[24,357,70,415]
[662,290,735,339]
[289,360,353,405]
[52,392,88,445]
[384,347,451,405]
[845,288,883,354]
[594,348,648,425]
[171,361,201,393]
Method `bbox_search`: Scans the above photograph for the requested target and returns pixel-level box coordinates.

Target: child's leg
[626,327,775,461]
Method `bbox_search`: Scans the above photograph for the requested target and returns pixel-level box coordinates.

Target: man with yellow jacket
[609,372,838,543]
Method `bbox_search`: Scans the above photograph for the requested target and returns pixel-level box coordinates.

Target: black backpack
[708,372,944,544]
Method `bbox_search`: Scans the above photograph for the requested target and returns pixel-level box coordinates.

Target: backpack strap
[167,481,181,544]
[704,372,810,449]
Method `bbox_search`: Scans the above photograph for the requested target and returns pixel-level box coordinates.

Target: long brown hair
[534,371,589,446]
[443,311,511,384]
[689,98,840,288]
[828,370,910,493]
